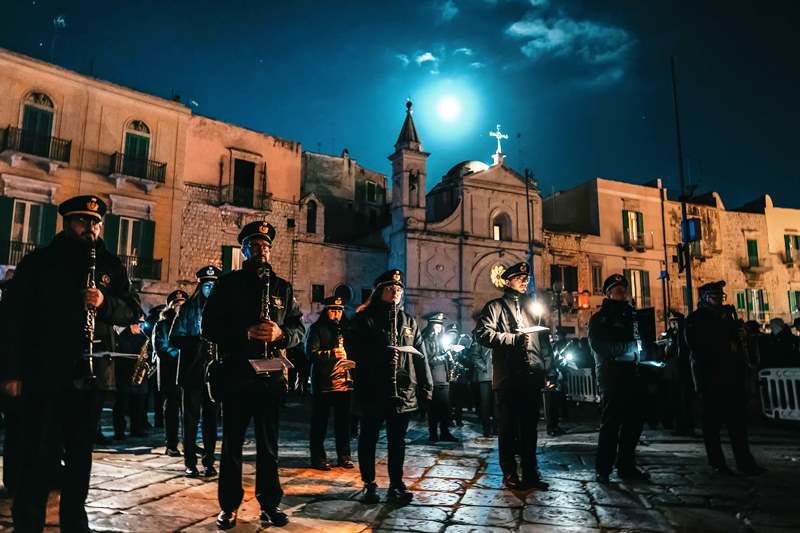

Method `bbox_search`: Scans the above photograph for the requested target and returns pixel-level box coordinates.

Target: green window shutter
[139,220,155,259]
[746,239,759,266]
[789,291,796,314]
[0,196,15,263]
[640,270,650,305]
[39,203,58,245]
[103,214,120,254]
[785,235,792,259]
[222,245,234,273]
[795,236,800,251]
[636,212,644,241]
[736,292,745,310]
[745,290,753,312]
[622,210,629,244]
[623,268,631,287]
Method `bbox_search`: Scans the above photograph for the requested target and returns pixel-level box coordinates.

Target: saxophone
[131,337,154,385]
[85,246,97,379]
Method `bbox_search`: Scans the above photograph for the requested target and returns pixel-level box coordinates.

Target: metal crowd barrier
[563,368,601,403]
[759,368,800,421]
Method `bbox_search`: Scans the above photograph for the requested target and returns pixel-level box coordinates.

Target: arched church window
[492,213,512,241]
[306,200,317,234]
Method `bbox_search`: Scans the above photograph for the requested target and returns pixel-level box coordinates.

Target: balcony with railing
[1,241,40,266]
[2,126,71,171]
[784,250,800,266]
[622,234,646,252]
[109,152,166,192]
[740,256,773,274]
[118,254,162,280]
[216,185,273,212]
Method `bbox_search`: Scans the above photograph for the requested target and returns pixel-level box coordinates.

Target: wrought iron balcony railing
[118,254,162,280]
[218,185,273,211]
[109,152,166,183]
[1,240,40,266]
[2,126,71,163]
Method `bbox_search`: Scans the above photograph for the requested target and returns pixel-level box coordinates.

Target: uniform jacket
[469,340,493,383]
[587,298,640,394]
[171,291,212,388]
[0,233,141,393]
[306,314,353,395]
[153,307,180,390]
[421,326,450,386]
[685,303,748,393]
[346,301,433,414]
[201,260,304,388]
[474,289,551,390]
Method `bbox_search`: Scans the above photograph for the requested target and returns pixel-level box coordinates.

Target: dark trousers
[112,359,148,436]
[596,370,645,476]
[543,389,562,432]
[159,359,180,448]
[309,391,351,464]
[13,389,99,533]
[219,379,283,512]
[358,409,409,487]
[701,386,756,469]
[2,397,22,495]
[182,386,218,469]
[676,375,696,434]
[477,381,494,435]
[495,381,542,481]
[427,385,452,437]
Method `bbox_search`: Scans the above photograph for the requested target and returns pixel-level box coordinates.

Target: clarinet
[258,266,272,359]
[85,245,97,380]
[390,303,401,401]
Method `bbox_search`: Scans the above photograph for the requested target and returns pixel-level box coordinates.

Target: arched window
[21,92,55,156]
[306,200,317,234]
[123,120,151,178]
[492,213,512,241]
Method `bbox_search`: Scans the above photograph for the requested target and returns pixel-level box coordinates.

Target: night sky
[2,0,798,208]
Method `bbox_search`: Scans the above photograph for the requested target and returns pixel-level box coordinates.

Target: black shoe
[216,510,237,530]
[337,458,354,469]
[503,474,521,490]
[596,473,610,484]
[440,432,459,442]
[95,432,112,445]
[311,461,332,471]
[165,447,182,457]
[520,477,549,490]
[547,427,566,437]
[739,464,767,476]
[361,482,380,504]
[712,465,734,475]
[184,467,200,478]
[618,467,650,481]
[203,466,218,477]
[260,507,289,527]
[387,485,413,505]
[114,432,127,442]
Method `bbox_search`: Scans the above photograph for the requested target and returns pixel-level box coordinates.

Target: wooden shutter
[0,196,14,263]
[785,235,792,260]
[640,270,651,307]
[760,289,769,312]
[789,291,797,314]
[39,203,58,245]
[636,212,644,242]
[139,219,155,259]
[103,214,120,254]
[747,239,759,266]
[622,210,629,245]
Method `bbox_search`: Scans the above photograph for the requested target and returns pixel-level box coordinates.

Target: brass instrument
[332,321,354,390]
[131,337,155,385]
[85,245,97,380]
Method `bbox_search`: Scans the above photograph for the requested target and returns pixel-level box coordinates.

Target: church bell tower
[388,100,429,227]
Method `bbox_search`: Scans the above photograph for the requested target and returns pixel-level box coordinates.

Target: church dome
[445,160,490,181]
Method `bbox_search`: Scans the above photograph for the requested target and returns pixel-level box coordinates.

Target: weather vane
[490,124,508,155]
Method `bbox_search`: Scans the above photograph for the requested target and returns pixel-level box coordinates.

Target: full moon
[437,96,461,122]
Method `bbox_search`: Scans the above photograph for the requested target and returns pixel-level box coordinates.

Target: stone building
[387,101,544,330]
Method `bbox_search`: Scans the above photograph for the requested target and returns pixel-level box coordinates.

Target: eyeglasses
[244,241,271,252]
[74,216,102,226]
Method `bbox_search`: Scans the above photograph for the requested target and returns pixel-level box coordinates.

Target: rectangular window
[788,290,800,316]
[366,181,377,203]
[312,284,325,303]
[221,245,243,273]
[10,199,43,244]
[287,218,295,229]
[591,264,603,294]
[785,234,800,263]
[736,291,746,311]
[624,269,651,308]
[232,158,256,208]
[689,240,702,257]
[550,265,578,292]
[117,217,143,257]
[21,105,54,157]
[746,239,759,267]
[622,210,644,248]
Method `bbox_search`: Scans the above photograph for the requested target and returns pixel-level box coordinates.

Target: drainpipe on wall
[660,180,671,330]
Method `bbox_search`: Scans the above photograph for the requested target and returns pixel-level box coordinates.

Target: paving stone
[743,511,800,528]
[662,507,746,532]
[460,488,524,508]
[408,490,461,506]
[412,478,464,492]
[89,462,142,479]
[443,526,511,533]
[451,506,518,527]
[472,474,506,489]
[595,506,674,532]
[517,525,600,533]
[123,494,219,519]
[386,506,449,522]
[378,518,445,533]
[89,512,201,532]
[94,469,180,491]
[298,499,384,523]
[586,482,644,508]
[548,469,598,482]
[650,473,690,486]
[522,505,598,528]
[542,477,585,494]
[525,490,592,510]
[436,457,482,468]
[425,465,478,480]
[87,482,185,509]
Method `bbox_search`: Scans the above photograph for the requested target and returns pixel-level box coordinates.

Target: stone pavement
[1,401,799,532]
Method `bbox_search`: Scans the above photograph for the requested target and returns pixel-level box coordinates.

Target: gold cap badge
[86,198,99,212]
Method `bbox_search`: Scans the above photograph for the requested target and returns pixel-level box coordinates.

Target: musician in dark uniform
[685,281,765,475]
[153,289,188,457]
[0,195,141,532]
[347,269,433,505]
[113,317,150,439]
[202,221,304,529]
[474,261,551,491]
[421,312,458,443]
[307,296,355,470]
[588,274,648,484]
[171,265,222,478]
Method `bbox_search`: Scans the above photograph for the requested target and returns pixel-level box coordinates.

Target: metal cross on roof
[490,124,509,154]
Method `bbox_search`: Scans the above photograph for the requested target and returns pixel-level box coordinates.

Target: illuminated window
[492,213,511,241]
[623,269,651,308]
